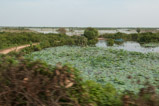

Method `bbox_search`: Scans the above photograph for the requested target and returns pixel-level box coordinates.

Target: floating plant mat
[141,43,159,47]
[27,46,159,93]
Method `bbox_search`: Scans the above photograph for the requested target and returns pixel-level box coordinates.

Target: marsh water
[29,28,137,36]
[96,40,159,53]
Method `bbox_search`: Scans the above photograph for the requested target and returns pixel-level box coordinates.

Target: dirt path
[0,43,39,54]
[98,38,106,40]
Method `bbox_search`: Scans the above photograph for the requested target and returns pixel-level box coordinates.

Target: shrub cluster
[19,35,88,54]
[0,32,40,49]
[84,28,99,45]
[0,56,122,106]
[123,85,159,106]
[100,32,132,41]
[107,39,114,46]
[0,32,88,51]
[100,32,159,43]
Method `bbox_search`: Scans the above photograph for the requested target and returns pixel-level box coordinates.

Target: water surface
[96,40,159,53]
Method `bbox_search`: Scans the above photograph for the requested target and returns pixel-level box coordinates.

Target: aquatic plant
[27,46,159,93]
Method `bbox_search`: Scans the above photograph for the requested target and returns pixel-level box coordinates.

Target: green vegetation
[0,32,88,50]
[100,32,132,41]
[137,32,159,43]
[1,30,159,105]
[136,28,141,33]
[0,27,34,33]
[84,27,99,45]
[107,39,114,46]
[100,32,159,44]
[27,46,159,93]
[0,56,122,106]
[0,32,40,49]
[141,43,159,47]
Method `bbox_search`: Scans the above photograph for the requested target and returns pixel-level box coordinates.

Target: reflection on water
[96,40,159,53]
[96,40,107,47]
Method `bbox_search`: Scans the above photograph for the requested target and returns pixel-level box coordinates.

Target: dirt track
[0,43,38,54]
[98,38,106,40]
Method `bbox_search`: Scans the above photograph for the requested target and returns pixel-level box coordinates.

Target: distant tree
[84,27,98,40]
[136,28,141,34]
[57,28,67,34]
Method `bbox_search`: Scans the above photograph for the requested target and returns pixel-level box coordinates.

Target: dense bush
[71,36,88,46]
[0,56,122,106]
[87,38,98,45]
[131,33,139,41]
[137,32,159,43]
[0,32,41,49]
[0,32,88,51]
[19,45,42,54]
[18,34,88,54]
[0,57,86,105]
[84,27,99,45]
[101,32,159,43]
[84,28,99,40]
[100,32,131,41]
[107,39,114,46]
[123,85,159,106]
[40,40,51,48]
[84,81,122,106]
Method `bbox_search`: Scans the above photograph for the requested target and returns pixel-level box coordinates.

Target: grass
[27,46,159,93]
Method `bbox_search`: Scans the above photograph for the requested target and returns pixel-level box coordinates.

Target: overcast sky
[0,0,159,27]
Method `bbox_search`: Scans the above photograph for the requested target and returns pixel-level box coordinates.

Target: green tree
[136,28,141,34]
[84,27,99,40]
[84,28,99,45]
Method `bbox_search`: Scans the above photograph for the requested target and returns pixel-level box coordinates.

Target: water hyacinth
[27,46,159,93]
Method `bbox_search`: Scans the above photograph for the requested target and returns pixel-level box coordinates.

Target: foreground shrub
[0,58,87,105]
[84,81,122,106]
[0,57,123,106]
[123,85,159,106]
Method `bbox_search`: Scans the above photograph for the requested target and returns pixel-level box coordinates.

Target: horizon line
[0,26,159,29]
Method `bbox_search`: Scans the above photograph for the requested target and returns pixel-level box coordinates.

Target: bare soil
[0,43,38,54]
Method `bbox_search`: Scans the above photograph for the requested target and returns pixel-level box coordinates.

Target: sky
[0,0,159,27]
